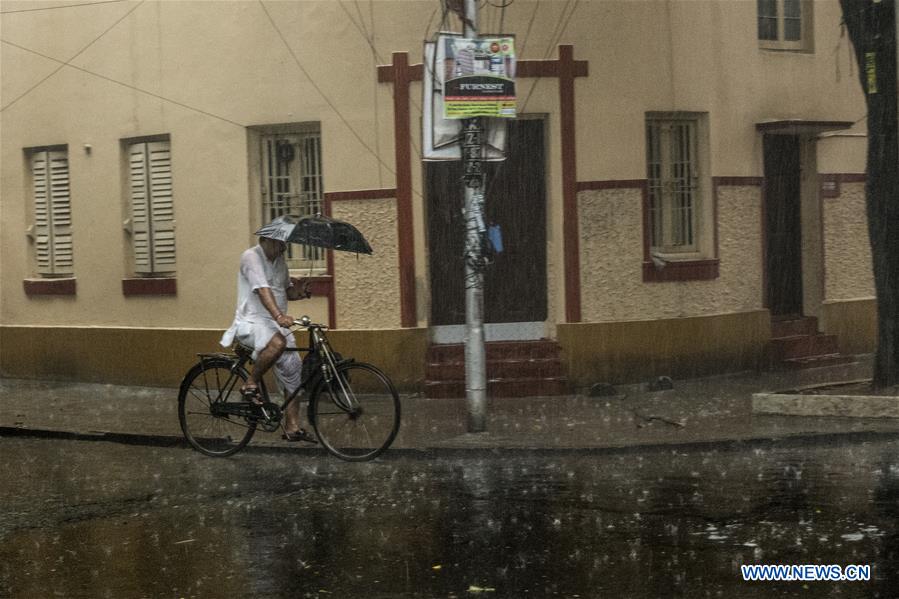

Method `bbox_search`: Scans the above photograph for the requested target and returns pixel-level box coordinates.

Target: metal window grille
[646,118,698,253]
[261,132,325,270]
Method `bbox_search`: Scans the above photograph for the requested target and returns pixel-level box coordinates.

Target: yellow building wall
[558,310,770,386]
[578,185,763,322]
[0,1,873,386]
[0,325,428,391]
[823,182,875,302]
[331,197,402,330]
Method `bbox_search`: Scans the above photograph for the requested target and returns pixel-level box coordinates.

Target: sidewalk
[2,355,898,453]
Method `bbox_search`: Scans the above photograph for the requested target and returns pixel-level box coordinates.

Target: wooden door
[427,118,547,326]
[763,134,803,317]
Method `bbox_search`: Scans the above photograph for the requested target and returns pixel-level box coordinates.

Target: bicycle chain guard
[256,402,282,432]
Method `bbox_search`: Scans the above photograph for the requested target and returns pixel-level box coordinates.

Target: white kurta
[220,244,302,394]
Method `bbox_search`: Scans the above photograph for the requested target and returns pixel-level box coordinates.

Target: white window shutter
[31,152,52,273]
[32,150,73,275]
[49,152,73,273]
[129,140,175,274]
[147,141,175,271]
[129,144,152,273]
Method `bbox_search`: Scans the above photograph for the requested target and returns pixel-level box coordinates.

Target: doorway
[763,134,803,317]
[426,118,547,337]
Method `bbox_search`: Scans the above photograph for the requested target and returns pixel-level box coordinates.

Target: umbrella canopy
[255,215,373,255]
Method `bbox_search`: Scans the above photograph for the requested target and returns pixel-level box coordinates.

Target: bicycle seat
[234,343,254,358]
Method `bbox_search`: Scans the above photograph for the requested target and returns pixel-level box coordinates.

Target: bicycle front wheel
[310,362,401,461]
[178,358,257,457]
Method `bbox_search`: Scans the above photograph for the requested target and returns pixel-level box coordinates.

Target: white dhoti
[221,244,303,398]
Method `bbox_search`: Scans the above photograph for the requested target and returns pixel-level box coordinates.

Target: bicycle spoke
[312,363,400,461]
[179,361,257,457]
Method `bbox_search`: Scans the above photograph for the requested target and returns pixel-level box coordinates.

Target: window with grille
[127,139,176,275]
[261,131,324,271]
[28,148,73,276]
[758,0,811,51]
[646,116,700,254]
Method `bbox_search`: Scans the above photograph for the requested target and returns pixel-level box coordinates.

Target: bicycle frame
[229,323,349,414]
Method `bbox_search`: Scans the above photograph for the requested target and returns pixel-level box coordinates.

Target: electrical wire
[519,0,580,113]
[258,1,397,178]
[517,0,540,58]
[0,38,247,128]
[0,0,128,14]
[1,0,145,112]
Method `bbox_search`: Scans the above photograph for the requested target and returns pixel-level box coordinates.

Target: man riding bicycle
[220,232,315,443]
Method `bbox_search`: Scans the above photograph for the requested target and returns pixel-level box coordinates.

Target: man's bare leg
[283,388,302,432]
[244,333,286,399]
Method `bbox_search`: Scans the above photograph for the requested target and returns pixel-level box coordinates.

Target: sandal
[282,429,318,444]
[240,385,263,405]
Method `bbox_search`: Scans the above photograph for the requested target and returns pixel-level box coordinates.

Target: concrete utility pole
[462,0,487,432]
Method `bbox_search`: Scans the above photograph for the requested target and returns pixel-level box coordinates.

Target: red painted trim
[122,278,176,296]
[559,45,581,324]
[712,176,764,186]
[576,179,646,191]
[377,46,589,326]
[389,52,418,328]
[376,57,587,82]
[819,188,826,308]
[636,181,652,263]
[517,57,588,78]
[305,276,332,298]
[23,278,76,296]
[323,198,337,329]
[823,173,867,183]
[760,183,768,309]
[819,175,841,198]
[642,260,719,282]
[712,181,720,267]
[378,63,422,82]
[324,188,397,202]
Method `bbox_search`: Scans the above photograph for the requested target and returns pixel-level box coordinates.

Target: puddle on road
[1,440,898,598]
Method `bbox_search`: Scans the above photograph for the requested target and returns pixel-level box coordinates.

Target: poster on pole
[423,36,506,161]
[443,36,516,119]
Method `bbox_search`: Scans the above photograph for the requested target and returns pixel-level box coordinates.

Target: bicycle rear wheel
[310,362,401,461]
[178,358,257,457]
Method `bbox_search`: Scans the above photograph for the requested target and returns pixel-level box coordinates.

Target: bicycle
[177,316,401,461]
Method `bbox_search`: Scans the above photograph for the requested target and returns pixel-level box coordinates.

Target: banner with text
[443,37,516,119]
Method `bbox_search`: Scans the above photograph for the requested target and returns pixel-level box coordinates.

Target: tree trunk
[839,0,899,388]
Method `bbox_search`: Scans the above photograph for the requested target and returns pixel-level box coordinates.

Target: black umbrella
[255,215,373,255]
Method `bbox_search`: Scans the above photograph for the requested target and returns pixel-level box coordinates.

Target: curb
[4,425,899,456]
[752,391,899,419]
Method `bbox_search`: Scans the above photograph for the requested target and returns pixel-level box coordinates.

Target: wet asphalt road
[0,436,897,598]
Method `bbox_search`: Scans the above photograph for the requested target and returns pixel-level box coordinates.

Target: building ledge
[756,120,854,135]
[642,260,719,283]
[122,277,177,296]
[23,278,76,296]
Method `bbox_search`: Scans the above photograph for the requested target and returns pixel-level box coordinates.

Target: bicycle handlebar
[292,315,327,330]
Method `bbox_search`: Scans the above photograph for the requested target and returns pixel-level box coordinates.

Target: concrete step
[423,377,570,399]
[768,334,840,361]
[427,339,562,362]
[771,316,819,338]
[781,354,857,370]
[426,357,565,381]
[425,340,568,398]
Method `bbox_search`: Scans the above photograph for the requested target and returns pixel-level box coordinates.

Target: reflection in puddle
[1,440,897,597]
